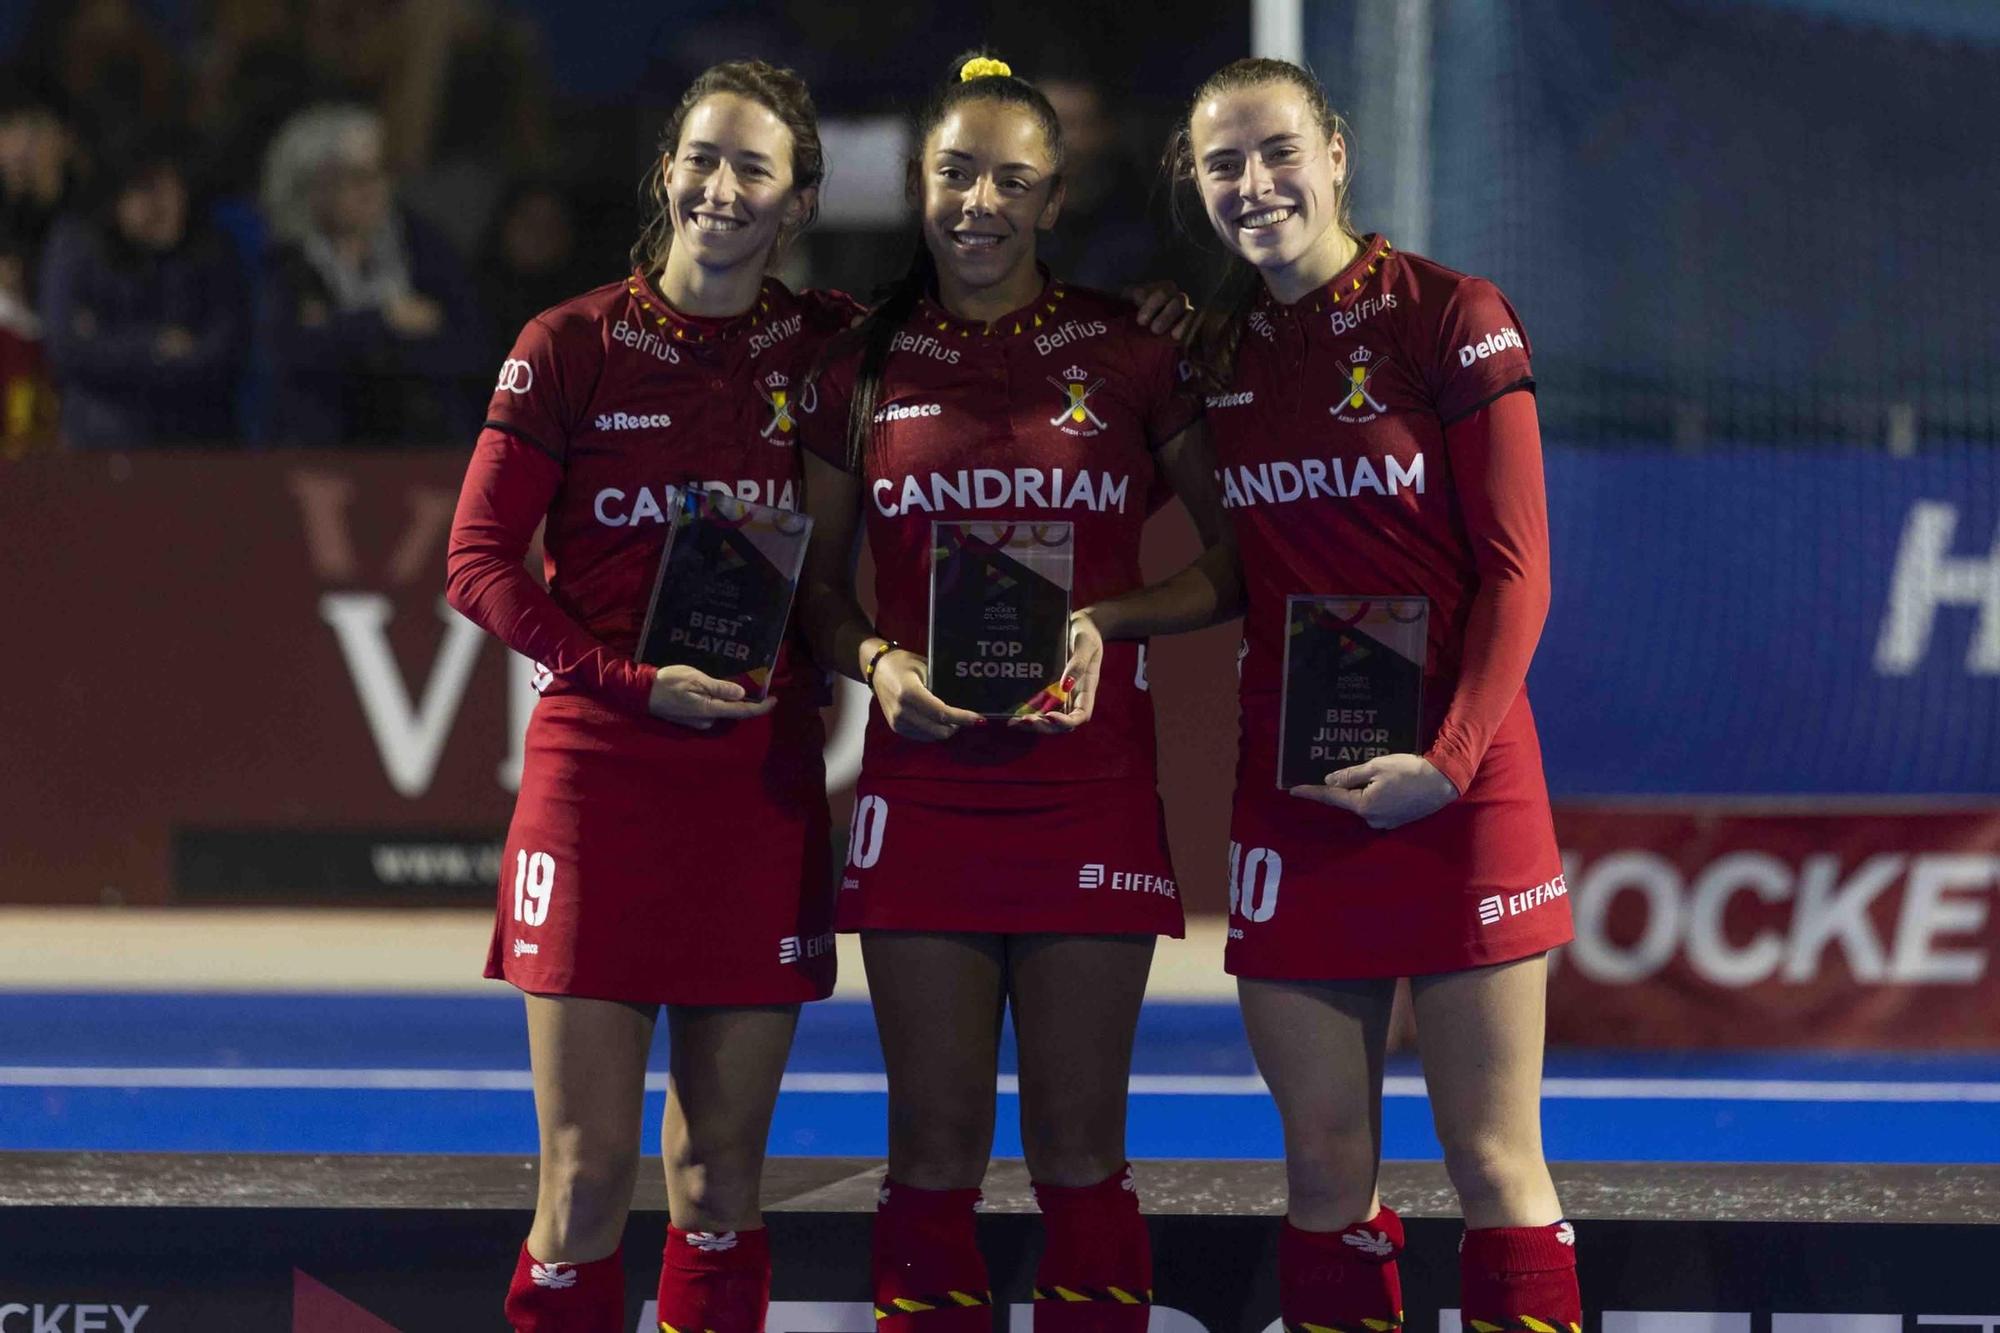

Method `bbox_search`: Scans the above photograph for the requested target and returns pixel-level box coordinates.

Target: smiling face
[920,99,1063,306]
[1190,80,1349,287]
[663,92,810,273]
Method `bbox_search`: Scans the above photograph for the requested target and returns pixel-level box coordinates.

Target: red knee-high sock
[1460,1221,1581,1333]
[504,1244,625,1332]
[1031,1164,1152,1333]
[1279,1206,1405,1330]
[657,1226,771,1333]
[872,1179,991,1333]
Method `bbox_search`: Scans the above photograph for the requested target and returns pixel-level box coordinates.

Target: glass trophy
[1277,595,1428,788]
[634,486,813,699]
[927,521,1075,718]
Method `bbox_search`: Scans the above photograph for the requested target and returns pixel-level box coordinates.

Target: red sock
[1031,1164,1152,1333]
[657,1226,771,1333]
[1279,1206,1405,1330]
[872,1179,991,1333]
[1460,1221,1581,1333]
[504,1244,625,1332]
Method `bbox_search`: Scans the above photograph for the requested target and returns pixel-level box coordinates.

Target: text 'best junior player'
[1093,55,1580,1333]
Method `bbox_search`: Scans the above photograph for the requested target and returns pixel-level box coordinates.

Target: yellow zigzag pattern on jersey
[1466,1319,1580,1333]
[1032,1285,1153,1304]
[873,1289,993,1320]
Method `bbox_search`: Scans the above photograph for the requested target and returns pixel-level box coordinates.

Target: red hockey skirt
[1224,698,1569,980]
[485,694,836,1005]
[835,775,1185,937]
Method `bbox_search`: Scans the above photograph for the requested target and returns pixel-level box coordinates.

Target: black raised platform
[0,1155,1995,1331]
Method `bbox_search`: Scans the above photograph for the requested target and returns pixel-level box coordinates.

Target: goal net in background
[1316,0,2000,449]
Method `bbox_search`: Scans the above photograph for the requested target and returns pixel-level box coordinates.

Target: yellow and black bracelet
[863,640,901,688]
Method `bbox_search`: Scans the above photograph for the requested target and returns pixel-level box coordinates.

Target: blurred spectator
[0,82,81,297]
[256,103,483,447]
[198,0,554,254]
[474,178,595,363]
[391,0,557,255]
[16,0,183,140]
[38,132,247,448]
[1032,72,1172,292]
[0,222,58,458]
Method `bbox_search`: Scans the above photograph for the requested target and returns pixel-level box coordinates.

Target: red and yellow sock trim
[1283,1316,1403,1333]
[1033,1285,1153,1305]
[873,1290,994,1320]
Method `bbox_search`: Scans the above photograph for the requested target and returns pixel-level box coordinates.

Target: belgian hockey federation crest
[760,371,813,443]
[1048,365,1107,437]
[1331,345,1389,424]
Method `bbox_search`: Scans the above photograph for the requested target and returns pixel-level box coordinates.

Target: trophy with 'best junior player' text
[1278,596,1428,788]
[927,521,1075,718]
[634,486,813,700]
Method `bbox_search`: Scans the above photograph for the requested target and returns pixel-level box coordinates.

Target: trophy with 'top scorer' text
[927,521,1075,718]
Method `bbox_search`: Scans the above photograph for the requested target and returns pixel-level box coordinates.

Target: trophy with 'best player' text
[634,486,813,699]
[927,521,1075,717]
[1278,596,1428,789]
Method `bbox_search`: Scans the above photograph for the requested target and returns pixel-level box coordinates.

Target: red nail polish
[1062,675,1076,692]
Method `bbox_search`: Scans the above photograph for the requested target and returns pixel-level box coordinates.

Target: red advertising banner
[0,452,1241,910]
[1548,806,2000,1046]
[8,453,525,906]
[6,455,1995,1046]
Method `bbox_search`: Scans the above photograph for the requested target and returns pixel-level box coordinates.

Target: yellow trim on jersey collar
[626,270,776,343]
[1311,235,1391,313]
[918,274,1068,339]
[1256,236,1393,317]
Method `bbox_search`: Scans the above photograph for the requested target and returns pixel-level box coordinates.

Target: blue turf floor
[1,994,1994,1161]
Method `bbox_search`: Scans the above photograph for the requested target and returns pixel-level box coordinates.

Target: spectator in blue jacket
[39,131,247,447]
[257,103,483,447]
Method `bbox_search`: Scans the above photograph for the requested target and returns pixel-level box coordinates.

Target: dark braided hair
[1164,58,1357,390]
[835,51,1066,472]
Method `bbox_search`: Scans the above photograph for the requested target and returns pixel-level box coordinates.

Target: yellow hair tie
[959,56,1013,82]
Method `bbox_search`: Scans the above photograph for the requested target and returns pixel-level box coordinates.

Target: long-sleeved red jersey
[448,273,855,715]
[446,271,858,1005]
[1211,236,1570,979]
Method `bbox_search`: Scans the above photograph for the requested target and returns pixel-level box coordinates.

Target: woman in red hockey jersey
[1154,55,1580,1330]
[794,53,1229,1333]
[444,60,857,1333]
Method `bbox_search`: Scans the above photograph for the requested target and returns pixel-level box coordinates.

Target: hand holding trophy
[926,520,1078,725]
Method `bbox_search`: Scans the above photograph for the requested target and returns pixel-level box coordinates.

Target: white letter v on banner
[319,593,486,798]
